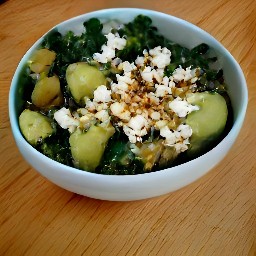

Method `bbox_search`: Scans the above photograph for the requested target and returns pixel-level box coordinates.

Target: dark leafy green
[116,15,169,62]
[96,132,144,175]
[36,129,73,166]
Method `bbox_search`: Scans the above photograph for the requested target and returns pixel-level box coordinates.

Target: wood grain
[0,0,255,255]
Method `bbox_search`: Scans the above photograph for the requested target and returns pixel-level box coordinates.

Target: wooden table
[1,0,255,255]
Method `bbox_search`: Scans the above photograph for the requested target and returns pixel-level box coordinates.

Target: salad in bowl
[9,9,247,200]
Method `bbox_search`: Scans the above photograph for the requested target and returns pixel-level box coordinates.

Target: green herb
[37,129,73,166]
[96,133,144,175]
[116,15,169,61]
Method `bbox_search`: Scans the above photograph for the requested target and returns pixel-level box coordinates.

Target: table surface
[1,0,255,255]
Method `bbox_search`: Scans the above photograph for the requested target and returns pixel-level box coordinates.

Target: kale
[165,43,215,72]
[164,42,225,92]
[96,133,144,175]
[116,15,169,62]
[36,128,73,167]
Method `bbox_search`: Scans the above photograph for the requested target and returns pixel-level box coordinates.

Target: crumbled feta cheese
[177,124,192,139]
[102,44,115,59]
[168,77,175,88]
[159,124,193,153]
[118,81,129,92]
[119,110,131,121]
[143,49,148,55]
[116,73,134,85]
[106,32,126,50]
[140,66,153,82]
[96,102,109,111]
[152,69,163,83]
[123,93,132,104]
[95,109,110,122]
[135,56,144,66]
[169,97,199,117]
[93,45,115,63]
[141,109,149,120]
[111,81,128,94]
[123,115,149,143]
[110,102,125,116]
[111,70,135,94]
[149,46,171,68]
[172,66,198,82]
[172,67,185,82]
[110,102,131,121]
[128,115,149,132]
[123,126,137,143]
[85,98,96,111]
[155,84,172,97]
[54,107,79,132]
[121,61,137,72]
[93,32,126,63]
[93,85,112,103]
[162,76,169,87]
[160,126,176,145]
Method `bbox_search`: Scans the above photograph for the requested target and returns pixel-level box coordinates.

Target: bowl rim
[9,8,248,182]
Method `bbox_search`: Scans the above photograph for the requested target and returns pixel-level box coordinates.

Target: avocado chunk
[186,92,228,155]
[69,124,115,171]
[66,62,107,104]
[19,109,54,145]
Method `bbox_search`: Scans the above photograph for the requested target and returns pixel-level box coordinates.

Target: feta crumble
[93,32,126,63]
[169,97,199,118]
[93,85,112,103]
[123,115,149,143]
[54,107,79,133]
[160,124,192,153]
[149,46,171,68]
[172,66,199,82]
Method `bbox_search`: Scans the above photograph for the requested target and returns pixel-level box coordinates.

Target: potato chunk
[29,48,56,74]
[66,62,107,104]
[69,124,115,171]
[19,109,54,145]
[31,76,64,108]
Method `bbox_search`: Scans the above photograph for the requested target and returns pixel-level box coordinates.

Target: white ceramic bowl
[9,8,248,201]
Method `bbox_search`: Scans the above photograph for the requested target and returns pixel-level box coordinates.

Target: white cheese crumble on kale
[93,32,126,63]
